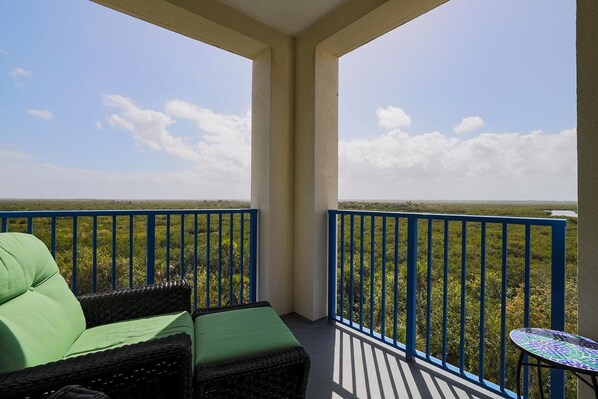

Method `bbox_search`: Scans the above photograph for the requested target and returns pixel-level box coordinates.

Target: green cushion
[0,233,86,373]
[0,232,61,305]
[65,311,194,361]
[194,306,299,366]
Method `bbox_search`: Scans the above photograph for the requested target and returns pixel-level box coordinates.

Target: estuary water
[548,210,578,218]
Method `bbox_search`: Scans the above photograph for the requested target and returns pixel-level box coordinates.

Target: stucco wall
[577,1,598,398]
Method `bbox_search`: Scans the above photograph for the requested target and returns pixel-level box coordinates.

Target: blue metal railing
[328,209,567,399]
[0,209,258,308]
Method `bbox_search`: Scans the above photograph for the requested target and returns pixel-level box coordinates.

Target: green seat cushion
[65,311,194,361]
[194,306,299,366]
[0,233,86,373]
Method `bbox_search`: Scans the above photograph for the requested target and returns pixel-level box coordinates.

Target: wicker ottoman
[192,302,310,399]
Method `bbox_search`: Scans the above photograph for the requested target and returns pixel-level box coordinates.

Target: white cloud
[26,109,53,120]
[376,106,412,129]
[95,121,103,130]
[0,96,253,200]
[454,116,485,134]
[0,157,249,199]
[0,148,34,160]
[9,67,31,78]
[339,127,577,200]
[103,95,251,180]
[165,99,251,175]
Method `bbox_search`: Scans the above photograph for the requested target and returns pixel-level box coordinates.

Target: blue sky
[0,1,576,200]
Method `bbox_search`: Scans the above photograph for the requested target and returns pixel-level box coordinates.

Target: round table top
[510,328,598,374]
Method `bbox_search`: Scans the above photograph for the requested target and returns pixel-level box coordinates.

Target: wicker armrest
[0,333,192,399]
[192,301,270,319]
[79,280,191,327]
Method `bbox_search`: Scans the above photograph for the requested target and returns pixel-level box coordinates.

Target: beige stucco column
[251,46,295,315]
[576,1,598,398]
[293,46,339,320]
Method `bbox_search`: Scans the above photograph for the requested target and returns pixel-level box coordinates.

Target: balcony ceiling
[219,0,350,36]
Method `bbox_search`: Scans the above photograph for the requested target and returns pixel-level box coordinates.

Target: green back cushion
[65,311,194,361]
[0,233,86,373]
[194,306,300,366]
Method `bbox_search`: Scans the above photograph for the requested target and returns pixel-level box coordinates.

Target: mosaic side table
[510,328,598,399]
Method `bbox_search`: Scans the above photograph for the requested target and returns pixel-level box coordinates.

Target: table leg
[537,358,545,399]
[516,352,524,399]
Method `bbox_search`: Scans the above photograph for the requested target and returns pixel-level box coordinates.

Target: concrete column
[251,46,295,315]
[577,1,598,398]
[294,45,339,321]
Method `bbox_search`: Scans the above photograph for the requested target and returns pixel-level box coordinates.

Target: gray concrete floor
[282,313,507,399]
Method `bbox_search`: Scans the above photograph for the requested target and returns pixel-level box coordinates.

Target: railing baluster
[249,209,258,303]
[146,214,155,285]
[218,213,223,307]
[51,216,56,257]
[349,215,355,326]
[405,216,418,361]
[426,218,432,358]
[479,222,487,383]
[240,213,244,304]
[459,221,467,373]
[180,214,185,279]
[340,215,345,320]
[370,216,375,336]
[27,217,33,234]
[166,215,171,281]
[229,213,234,305]
[500,223,508,391]
[207,214,211,307]
[442,220,449,365]
[381,217,387,340]
[92,216,97,293]
[359,214,365,332]
[524,224,531,397]
[393,216,399,345]
[72,217,78,295]
[112,215,116,290]
[129,215,133,288]
[194,213,198,309]
[328,211,337,319]
[1,217,7,232]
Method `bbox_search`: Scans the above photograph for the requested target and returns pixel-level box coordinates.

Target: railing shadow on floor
[283,313,504,399]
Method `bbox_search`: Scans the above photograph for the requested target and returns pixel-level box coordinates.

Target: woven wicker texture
[47,384,110,399]
[193,302,310,399]
[79,280,191,328]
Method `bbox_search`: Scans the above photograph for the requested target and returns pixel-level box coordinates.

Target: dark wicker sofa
[0,233,193,399]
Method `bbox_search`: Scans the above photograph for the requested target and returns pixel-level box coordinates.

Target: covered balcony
[2,0,597,398]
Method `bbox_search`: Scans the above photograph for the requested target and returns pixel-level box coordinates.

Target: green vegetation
[0,199,578,397]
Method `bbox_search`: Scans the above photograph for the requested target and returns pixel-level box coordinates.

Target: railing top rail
[0,208,257,218]
[329,209,567,227]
